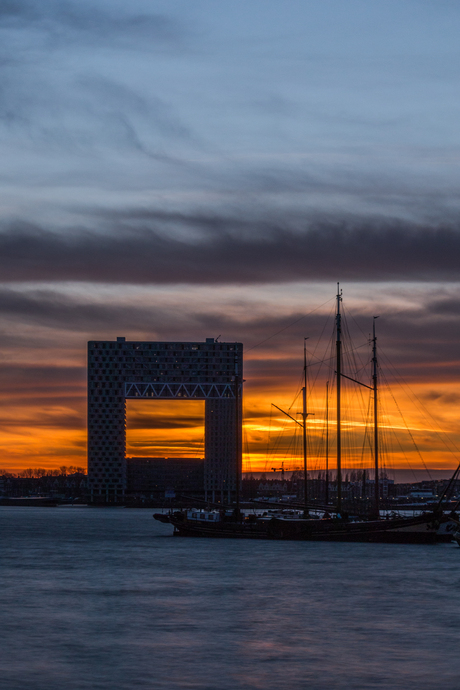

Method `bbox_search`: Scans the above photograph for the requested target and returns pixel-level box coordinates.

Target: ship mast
[325,380,329,505]
[372,317,379,516]
[336,284,342,514]
[235,349,241,520]
[302,338,308,515]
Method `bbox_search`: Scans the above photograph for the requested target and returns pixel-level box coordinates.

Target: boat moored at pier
[154,507,451,543]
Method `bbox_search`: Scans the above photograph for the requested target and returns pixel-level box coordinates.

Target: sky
[1,0,460,477]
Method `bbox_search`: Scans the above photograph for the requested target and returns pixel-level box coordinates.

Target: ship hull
[155,513,448,544]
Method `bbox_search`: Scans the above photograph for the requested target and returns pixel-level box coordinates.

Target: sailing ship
[154,286,457,543]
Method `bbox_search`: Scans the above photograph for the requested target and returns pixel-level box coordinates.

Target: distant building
[410,490,435,498]
[258,481,288,495]
[127,457,204,495]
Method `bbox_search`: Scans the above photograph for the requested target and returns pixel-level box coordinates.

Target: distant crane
[271,462,286,480]
[271,462,303,480]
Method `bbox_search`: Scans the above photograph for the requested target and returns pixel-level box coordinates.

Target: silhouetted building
[87,337,242,502]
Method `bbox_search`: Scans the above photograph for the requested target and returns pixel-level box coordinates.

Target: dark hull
[155,513,448,544]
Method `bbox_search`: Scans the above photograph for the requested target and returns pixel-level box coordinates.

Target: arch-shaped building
[87,337,243,502]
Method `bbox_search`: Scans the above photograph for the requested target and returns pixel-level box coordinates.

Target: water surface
[2,507,459,689]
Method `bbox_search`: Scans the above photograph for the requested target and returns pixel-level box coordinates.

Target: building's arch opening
[126,399,205,498]
[126,399,205,458]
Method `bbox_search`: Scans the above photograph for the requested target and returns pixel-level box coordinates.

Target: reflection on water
[2,507,460,690]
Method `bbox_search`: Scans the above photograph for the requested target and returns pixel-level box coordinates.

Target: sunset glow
[4,290,460,477]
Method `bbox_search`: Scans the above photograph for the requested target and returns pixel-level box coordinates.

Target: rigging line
[314,381,330,465]
[342,307,370,381]
[269,417,301,470]
[268,410,299,461]
[289,389,303,413]
[340,316,371,457]
[265,406,273,469]
[243,424,251,474]
[346,306,373,342]
[305,348,322,400]
[381,369,433,480]
[289,368,306,411]
[304,321,369,368]
[379,350,460,458]
[271,420,300,468]
[309,302,336,361]
[342,341,370,359]
[300,340,370,371]
[378,386,393,478]
[291,341,333,412]
[290,306,336,410]
[305,330,337,398]
[383,381,460,461]
[242,397,249,473]
[245,296,335,353]
[378,349,448,431]
[360,391,373,469]
[386,411,419,483]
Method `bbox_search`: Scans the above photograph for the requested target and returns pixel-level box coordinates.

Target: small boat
[154,286,458,544]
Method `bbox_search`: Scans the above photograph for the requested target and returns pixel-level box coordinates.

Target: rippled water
[2,507,460,690]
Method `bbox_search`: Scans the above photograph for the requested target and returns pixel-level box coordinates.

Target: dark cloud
[0,364,84,392]
[0,286,265,338]
[2,215,460,285]
[76,76,194,143]
[0,287,166,331]
[0,1,185,51]
[0,1,39,21]
[0,364,86,431]
[0,70,195,161]
[127,413,204,432]
[426,296,460,316]
[422,390,460,405]
[0,405,84,429]
[53,6,181,47]
[2,284,460,396]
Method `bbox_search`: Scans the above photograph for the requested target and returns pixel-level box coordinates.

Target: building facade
[87,338,242,502]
